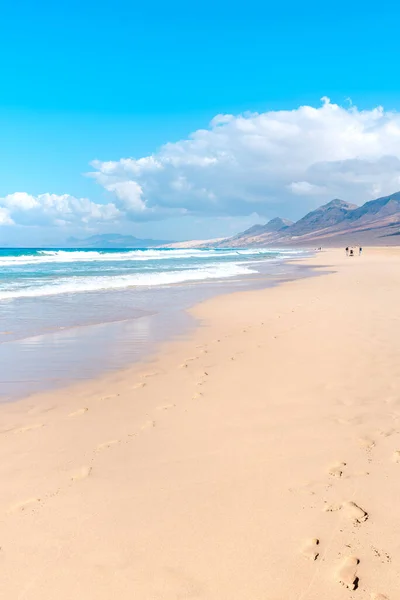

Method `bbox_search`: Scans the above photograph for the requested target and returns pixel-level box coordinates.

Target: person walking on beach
[345,246,349,256]
[359,246,363,255]
[349,248,354,257]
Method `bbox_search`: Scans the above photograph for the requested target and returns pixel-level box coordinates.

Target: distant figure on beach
[345,246,349,256]
[349,248,354,257]
[359,247,363,255]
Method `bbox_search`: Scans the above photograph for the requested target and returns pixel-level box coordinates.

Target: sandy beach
[1,247,399,599]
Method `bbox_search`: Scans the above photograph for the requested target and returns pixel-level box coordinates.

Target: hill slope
[205,193,400,248]
[286,199,357,236]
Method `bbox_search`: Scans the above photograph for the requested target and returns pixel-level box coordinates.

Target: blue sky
[1,0,400,244]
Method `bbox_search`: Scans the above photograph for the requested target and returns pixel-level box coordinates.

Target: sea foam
[0,262,257,300]
[0,247,282,267]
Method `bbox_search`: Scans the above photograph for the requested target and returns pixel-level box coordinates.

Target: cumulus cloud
[3,98,400,231]
[0,207,14,225]
[0,192,120,227]
[288,181,327,196]
[89,98,400,220]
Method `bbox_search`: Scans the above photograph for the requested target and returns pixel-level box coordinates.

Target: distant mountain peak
[265,217,294,231]
[323,198,358,209]
[65,233,172,248]
[285,198,358,236]
[239,217,293,238]
[213,190,400,247]
[344,191,400,223]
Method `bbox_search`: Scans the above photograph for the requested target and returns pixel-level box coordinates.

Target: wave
[0,247,284,267]
[0,263,258,300]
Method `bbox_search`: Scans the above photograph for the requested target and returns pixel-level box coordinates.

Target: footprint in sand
[14,423,44,433]
[377,428,396,438]
[68,408,88,417]
[343,501,368,523]
[28,404,56,415]
[186,356,198,364]
[392,450,400,463]
[301,538,320,561]
[157,404,175,411]
[192,393,203,400]
[328,462,346,478]
[179,358,199,369]
[371,594,389,600]
[196,372,210,386]
[141,420,155,430]
[324,501,368,523]
[337,556,359,590]
[96,440,120,451]
[0,426,18,434]
[141,371,159,379]
[71,466,92,481]
[9,497,41,513]
[132,382,146,390]
[359,436,376,449]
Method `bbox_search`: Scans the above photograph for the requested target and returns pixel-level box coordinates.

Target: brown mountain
[208,192,400,247]
[235,217,293,237]
[260,217,294,232]
[221,217,293,247]
[286,199,357,236]
[288,192,400,246]
[345,191,400,224]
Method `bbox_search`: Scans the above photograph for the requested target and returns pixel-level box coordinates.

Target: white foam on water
[0,248,285,267]
[0,262,258,300]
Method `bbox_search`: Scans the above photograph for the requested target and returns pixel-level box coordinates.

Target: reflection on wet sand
[0,260,315,401]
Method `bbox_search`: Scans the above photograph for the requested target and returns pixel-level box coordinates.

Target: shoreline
[1,247,399,598]
[0,254,314,402]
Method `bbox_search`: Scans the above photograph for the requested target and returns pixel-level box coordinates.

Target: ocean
[0,247,309,399]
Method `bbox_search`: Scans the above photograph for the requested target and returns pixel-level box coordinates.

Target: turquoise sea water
[0,247,303,300]
[0,247,308,399]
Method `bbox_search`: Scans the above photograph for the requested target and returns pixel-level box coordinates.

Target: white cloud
[0,207,14,225]
[288,181,326,195]
[2,192,40,210]
[0,193,121,227]
[103,181,146,213]
[3,99,400,233]
[89,98,400,220]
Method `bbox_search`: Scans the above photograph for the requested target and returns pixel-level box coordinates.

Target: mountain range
[65,233,171,248]
[15,193,399,250]
[191,192,400,248]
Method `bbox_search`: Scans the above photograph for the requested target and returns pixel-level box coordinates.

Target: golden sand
[0,248,399,598]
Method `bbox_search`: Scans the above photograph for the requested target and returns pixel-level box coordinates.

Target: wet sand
[0,247,399,598]
[0,259,311,401]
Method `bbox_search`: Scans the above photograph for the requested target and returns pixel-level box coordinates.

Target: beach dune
[0,248,399,598]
